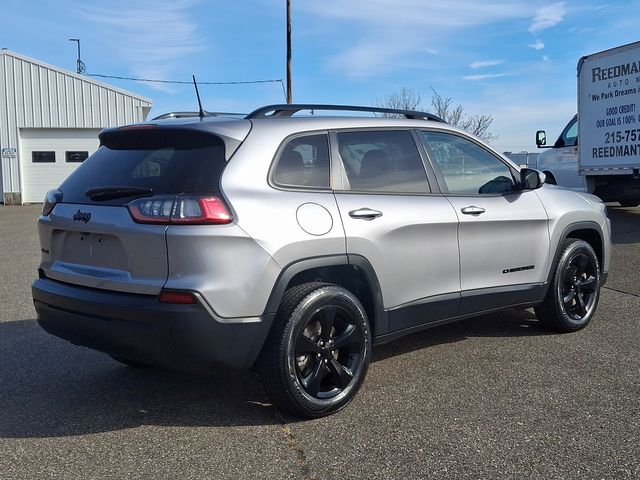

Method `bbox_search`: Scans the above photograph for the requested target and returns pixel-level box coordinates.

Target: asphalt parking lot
[1,204,639,480]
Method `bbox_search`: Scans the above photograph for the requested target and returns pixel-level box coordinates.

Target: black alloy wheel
[294,303,365,400]
[535,239,601,332]
[560,250,598,321]
[259,283,371,418]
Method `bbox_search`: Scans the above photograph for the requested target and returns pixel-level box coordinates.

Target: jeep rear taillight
[127,195,233,225]
[42,189,62,216]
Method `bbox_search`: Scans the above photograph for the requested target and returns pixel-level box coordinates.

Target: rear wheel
[619,200,640,207]
[259,282,371,418]
[535,239,600,332]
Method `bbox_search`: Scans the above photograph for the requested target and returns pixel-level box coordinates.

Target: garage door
[20,128,101,203]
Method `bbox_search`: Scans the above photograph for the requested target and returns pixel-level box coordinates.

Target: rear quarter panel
[220,124,347,268]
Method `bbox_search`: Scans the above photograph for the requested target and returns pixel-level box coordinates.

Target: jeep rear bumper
[32,278,274,371]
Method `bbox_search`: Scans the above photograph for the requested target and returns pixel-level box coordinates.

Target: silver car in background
[32,104,611,418]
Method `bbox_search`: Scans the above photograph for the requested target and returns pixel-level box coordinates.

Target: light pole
[68,38,86,75]
[286,0,292,104]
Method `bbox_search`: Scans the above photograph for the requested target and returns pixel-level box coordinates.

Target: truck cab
[535,115,586,192]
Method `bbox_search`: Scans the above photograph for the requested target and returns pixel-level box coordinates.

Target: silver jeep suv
[32,104,611,418]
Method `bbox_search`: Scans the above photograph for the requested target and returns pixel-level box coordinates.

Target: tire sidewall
[283,286,371,415]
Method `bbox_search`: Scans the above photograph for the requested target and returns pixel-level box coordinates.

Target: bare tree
[429,89,497,143]
[375,87,421,113]
[376,87,497,143]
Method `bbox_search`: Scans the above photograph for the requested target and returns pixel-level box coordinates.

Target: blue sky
[3,0,639,152]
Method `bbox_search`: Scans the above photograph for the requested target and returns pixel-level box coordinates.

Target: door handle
[349,208,383,220]
[461,206,486,215]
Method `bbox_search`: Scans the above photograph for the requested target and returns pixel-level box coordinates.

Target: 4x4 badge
[73,209,91,223]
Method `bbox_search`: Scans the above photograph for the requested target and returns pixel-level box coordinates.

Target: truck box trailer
[536,41,640,206]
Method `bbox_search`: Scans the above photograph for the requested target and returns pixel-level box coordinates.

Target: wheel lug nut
[317,353,321,358]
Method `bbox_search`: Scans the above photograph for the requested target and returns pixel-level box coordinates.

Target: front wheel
[535,239,601,332]
[258,283,371,418]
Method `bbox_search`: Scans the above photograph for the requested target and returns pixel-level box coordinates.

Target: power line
[87,73,287,100]
[88,73,283,86]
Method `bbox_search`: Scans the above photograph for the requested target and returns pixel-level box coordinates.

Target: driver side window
[559,117,578,147]
[421,131,516,194]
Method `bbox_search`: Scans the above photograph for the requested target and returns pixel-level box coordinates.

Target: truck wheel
[534,239,601,332]
[258,282,371,418]
[543,172,557,185]
[619,200,640,207]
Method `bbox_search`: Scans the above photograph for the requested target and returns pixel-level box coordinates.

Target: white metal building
[0,49,153,204]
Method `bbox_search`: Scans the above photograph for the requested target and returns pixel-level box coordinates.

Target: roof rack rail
[245,104,446,122]
[152,111,246,120]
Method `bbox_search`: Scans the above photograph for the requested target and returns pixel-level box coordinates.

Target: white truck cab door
[538,116,586,192]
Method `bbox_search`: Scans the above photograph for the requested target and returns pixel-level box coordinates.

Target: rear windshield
[59,129,226,205]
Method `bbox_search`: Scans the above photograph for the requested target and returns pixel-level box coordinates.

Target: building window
[66,151,89,163]
[32,151,56,163]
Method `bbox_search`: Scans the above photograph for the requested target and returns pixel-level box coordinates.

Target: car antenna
[192,75,205,119]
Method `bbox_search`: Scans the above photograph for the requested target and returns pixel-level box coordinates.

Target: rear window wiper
[85,186,154,201]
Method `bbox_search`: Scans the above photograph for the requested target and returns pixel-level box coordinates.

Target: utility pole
[68,38,86,75]
[286,0,292,104]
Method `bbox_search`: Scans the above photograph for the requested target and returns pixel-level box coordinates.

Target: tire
[619,200,640,207]
[258,282,371,418]
[534,239,601,332]
[109,355,152,368]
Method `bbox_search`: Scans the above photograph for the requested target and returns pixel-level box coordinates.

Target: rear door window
[59,129,227,205]
[336,130,429,193]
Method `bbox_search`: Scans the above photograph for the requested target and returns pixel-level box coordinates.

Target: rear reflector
[127,195,233,225]
[159,290,197,304]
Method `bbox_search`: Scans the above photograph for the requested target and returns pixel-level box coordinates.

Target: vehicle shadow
[607,205,640,245]
[0,310,548,438]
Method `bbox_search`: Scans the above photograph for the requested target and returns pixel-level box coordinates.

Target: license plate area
[58,231,130,271]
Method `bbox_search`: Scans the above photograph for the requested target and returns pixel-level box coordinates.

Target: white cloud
[470,60,505,69]
[298,0,535,79]
[301,0,532,28]
[529,2,566,33]
[463,73,512,81]
[77,0,203,92]
[529,40,545,50]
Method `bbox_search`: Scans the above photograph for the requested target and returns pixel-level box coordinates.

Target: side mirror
[535,130,547,147]
[520,168,545,190]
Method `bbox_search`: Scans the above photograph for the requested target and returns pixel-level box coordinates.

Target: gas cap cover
[296,203,333,236]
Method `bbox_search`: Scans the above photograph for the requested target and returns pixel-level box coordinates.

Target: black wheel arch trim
[264,254,388,336]
[539,221,606,300]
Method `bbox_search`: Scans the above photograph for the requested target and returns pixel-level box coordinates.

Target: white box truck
[536,41,640,207]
